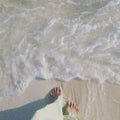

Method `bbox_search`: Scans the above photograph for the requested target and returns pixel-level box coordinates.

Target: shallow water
[0,0,120,96]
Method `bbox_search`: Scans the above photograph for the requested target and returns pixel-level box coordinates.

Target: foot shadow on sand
[0,92,54,120]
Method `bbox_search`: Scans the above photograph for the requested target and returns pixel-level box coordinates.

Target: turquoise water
[0,0,120,96]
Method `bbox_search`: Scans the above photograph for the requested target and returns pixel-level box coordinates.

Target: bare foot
[50,87,79,116]
[50,86,62,98]
[66,101,79,115]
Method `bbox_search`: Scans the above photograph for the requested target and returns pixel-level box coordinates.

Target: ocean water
[0,0,120,96]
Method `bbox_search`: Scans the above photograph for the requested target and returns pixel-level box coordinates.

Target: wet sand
[0,79,120,120]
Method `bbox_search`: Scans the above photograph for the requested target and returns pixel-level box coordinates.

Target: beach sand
[0,79,120,120]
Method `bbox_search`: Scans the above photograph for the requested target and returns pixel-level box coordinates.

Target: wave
[0,0,120,96]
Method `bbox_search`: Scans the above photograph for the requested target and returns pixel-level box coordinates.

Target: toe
[56,87,60,95]
[58,87,62,95]
[50,88,56,97]
[72,103,75,107]
[69,102,72,108]
[58,88,61,95]
[71,102,74,108]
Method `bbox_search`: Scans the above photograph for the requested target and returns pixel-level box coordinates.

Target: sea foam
[0,0,120,96]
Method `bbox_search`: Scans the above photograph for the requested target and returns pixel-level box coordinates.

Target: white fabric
[31,96,79,120]
[31,97,63,120]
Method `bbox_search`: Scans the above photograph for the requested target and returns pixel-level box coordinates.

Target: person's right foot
[66,101,79,115]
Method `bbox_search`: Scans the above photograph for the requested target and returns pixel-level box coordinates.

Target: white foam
[0,0,120,96]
